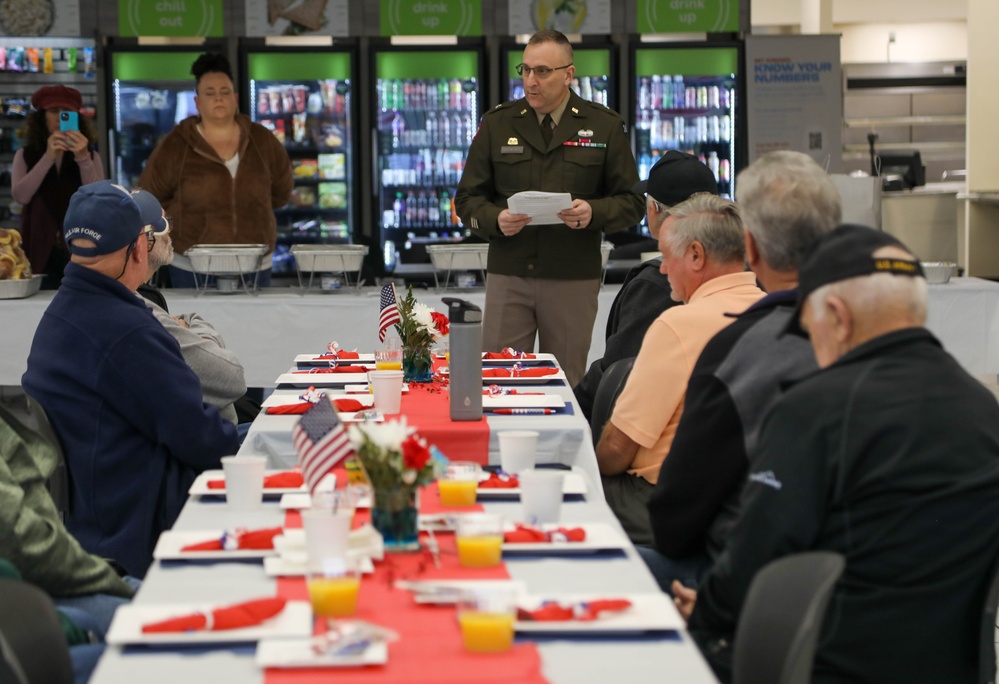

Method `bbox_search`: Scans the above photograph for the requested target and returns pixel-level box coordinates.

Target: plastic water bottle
[442,297,482,421]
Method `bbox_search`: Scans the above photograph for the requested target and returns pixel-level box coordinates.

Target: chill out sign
[753,58,834,84]
[119,0,224,37]
[636,0,738,33]
[380,0,482,35]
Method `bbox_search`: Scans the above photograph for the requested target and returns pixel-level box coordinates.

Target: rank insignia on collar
[520,108,528,115]
[571,107,579,114]
[577,129,593,138]
[507,137,519,145]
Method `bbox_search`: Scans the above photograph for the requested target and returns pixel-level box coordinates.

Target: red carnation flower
[431,311,450,336]
[402,435,431,471]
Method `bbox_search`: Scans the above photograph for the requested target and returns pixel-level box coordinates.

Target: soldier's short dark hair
[528,30,573,62]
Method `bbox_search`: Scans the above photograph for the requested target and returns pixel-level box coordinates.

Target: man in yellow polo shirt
[596,192,764,544]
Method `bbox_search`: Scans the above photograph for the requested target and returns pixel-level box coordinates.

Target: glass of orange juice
[439,461,482,507]
[374,344,403,371]
[456,513,505,568]
[307,556,362,622]
[457,586,518,652]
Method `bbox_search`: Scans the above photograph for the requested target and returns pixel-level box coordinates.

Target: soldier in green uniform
[455,30,644,386]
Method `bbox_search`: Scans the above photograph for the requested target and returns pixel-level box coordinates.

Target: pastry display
[0,228,32,280]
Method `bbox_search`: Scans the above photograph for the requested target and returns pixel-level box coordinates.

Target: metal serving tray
[290,244,369,291]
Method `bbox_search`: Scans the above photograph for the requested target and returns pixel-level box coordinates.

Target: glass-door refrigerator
[632,43,743,207]
[372,45,484,272]
[105,46,214,190]
[503,44,615,109]
[241,47,357,275]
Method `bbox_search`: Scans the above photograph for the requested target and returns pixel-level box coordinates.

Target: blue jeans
[168,265,271,289]
[54,576,141,637]
[636,545,712,595]
[70,643,105,684]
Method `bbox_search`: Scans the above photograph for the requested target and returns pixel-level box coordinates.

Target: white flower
[402,469,417,485]
[412,303,435,333]
[348,417,414,452]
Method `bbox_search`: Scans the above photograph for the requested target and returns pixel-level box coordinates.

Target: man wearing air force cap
[23,180,238,578]
[677,225,999,684]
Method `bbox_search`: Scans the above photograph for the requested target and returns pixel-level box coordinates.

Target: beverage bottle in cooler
[439,79,449,109]
[685,86,696,109]
[417,191,428,226]
[390,79,402,109]
[426,111,437,147]
[719,158,731,189]
[393,192,405,228]
[639,77,650,110]
[707,151,720,182]
[697,86,708,108]
[391,112,405,149]
[709,85,720,109]
[638,152,651,181]
[405,191,417,226]
[674,116,685,145]
[440,188,451,224]
[708,115,720,142]
[452,113,463,148]
[404,80,414,109]
[440,113,450,147]
[428,189,440,225]
[650,74,662,109]
[378,81,390,111]
[450,79,461,109]
[721,114,731,142]
[650,110,661,149]
[697,116,707,144]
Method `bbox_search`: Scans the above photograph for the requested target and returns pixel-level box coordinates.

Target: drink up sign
[636,0,739,33]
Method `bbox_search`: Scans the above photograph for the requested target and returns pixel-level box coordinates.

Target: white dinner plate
[501,522,628,554]
[481,395,566,409]
[261,394,374,409]
[256,638,388,668]
[481,374,563,385]
[276,372,371,387]
[476,471,587,499]
[515,592,684,633]
[263,554,375,577]
[188,470,306,497]
[294,353,375,365]
[152,530,279,561]
[106,601,312,646]
[396,579,526,605]
[344,384,410,394]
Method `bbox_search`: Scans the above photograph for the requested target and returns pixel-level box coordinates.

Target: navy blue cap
[130,190,168,234]
[63,181,143,257]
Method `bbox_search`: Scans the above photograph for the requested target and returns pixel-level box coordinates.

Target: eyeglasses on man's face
[143,230,156,253]
[516,63,573,79]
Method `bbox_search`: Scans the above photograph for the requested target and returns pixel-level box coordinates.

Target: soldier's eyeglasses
[516,63,572,79]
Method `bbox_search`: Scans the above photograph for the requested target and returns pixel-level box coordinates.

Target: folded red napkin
[141,597,287,633]
[180,527,284,552]
[332,398,367,413]
[318,351,360,359]
[206,472,304,489]
[503,524,586,543]
[292,366,373,374]
[484,350,537,360]
[478,472,520,489]
[483,368,558,378]
[265,403,312,415]
[516,599,632,622]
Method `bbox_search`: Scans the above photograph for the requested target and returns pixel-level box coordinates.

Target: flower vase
[371,486,420,551]
[403,344,433,383]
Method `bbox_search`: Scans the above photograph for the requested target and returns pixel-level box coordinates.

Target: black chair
[0,579,73,684]
[0,630,29,684]
[590,356,635,447]
[24,395,69,520]
[733,552,845,684]
[979,554,999,684]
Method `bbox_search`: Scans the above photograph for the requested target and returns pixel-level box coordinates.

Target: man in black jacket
[676,225,999,684]
[641,150,840,590]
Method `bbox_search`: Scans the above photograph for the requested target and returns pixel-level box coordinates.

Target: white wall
[751,0,969,63]
[839,22,968,63]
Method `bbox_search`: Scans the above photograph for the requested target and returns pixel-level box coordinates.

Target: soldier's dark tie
[541,113,553,146]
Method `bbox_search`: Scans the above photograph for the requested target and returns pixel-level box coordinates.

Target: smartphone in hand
[59,111,78,132]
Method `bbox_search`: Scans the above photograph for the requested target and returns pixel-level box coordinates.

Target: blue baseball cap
[63,181,143,257]
[130,189,168,234]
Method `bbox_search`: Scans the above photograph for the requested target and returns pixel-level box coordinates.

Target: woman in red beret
[12,85,104,289]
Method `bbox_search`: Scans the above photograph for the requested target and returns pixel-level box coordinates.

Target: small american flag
[378,283,400,342]
[292,399,355,494]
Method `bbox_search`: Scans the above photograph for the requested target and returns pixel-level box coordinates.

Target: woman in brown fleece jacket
[138,53,293,288]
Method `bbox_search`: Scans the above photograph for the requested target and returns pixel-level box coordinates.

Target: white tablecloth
[4,278,999,387]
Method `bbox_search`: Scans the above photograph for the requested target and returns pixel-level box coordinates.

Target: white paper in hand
[507,191,573,225]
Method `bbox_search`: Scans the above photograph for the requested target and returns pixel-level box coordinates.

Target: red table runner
[268,485,549,683]
[395,373,489,466]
